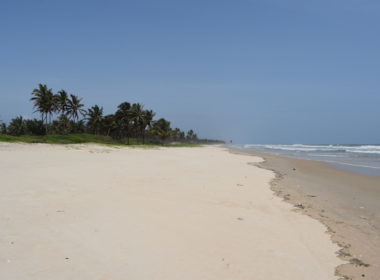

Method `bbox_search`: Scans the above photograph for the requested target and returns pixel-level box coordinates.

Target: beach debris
[338,251,352,258]
[237,217,244,221]
[294,203,305,209]
[292,168,296,171]
[307,194,316,198]
[350,258,370,267]
[65,257,69,260]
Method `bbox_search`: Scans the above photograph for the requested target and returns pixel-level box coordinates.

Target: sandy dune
[0,144,342,279]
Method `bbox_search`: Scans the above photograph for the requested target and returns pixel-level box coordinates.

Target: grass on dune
[0,134,203,147]
[0,134,115,144]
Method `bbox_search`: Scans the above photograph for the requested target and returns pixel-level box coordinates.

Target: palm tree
[172,128,182,141]
[179,131,185,140]
[186,129,196,140]
[87,105,103,134]
[55,90,69,117]
[101,114,117,137]
[143,110,155,128]
[129,104,156,144]
[66,94,86,123]
[7,116,25,136]
[0,122,6,134]
[53,114,72,134]
[130,103,145,125]
[0,118,5,134]
[151,118,172,143]
[141,109,155,144]
[130,103,146,142]
[115,102,132,143]
[30,84,55,129]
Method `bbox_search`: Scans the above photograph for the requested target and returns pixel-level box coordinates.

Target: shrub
[24,119,46,135]
[7,116,25,136]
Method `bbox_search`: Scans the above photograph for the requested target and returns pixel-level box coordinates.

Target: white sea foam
[322,160,380,170]
[243,144,380,155]
[240,144,380,175]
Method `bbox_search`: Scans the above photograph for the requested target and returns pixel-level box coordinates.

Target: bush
[51,115,72,134]
[7,116,25,136]
[0,123,6,134]
[25,119,46,135]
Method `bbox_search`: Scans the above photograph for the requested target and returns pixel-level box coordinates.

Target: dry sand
[0,143,343,280]
[230,148,380,280]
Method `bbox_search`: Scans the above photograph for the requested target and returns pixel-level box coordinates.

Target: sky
[0,0,379,144]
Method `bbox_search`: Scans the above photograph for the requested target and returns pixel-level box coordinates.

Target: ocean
[235,144,380,177]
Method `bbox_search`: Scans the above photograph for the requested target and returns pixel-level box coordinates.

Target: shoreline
[229,147,380,280]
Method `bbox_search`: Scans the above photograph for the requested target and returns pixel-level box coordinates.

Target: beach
[231,148,380,280]
[0,143,342,279]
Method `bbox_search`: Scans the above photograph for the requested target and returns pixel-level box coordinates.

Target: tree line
[0,84,222,145]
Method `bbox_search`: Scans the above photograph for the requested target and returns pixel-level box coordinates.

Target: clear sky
[0,0,379,144]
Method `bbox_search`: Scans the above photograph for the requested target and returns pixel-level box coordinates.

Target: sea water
[235,144,380,177]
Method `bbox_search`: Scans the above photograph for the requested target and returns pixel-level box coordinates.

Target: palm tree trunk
[45,114,48,134]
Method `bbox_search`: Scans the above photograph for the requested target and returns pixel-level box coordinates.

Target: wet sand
[230,148,380,280]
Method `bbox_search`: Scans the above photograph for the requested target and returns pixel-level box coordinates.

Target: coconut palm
[0,118,5,134]
[55,90,69,116]
[115,102,132,143]
[87,105,103,134]
[129,103,146,142]
[7,116,25,136]
[151,118,172,143]
[101,114,117,137]
[141,109,155,144]
[186,129,197,141]
[52,114,72,134]
[0,122,6,134]
[172,128,182,141]
[66,94,86,123]
[129,103,145,126]
[143,110,155,128]
[30,84,55,129]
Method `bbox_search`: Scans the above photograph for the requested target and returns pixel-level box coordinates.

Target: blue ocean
[236,144,380,177]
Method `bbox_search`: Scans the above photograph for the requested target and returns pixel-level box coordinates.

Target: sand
[230,148,380,280]
[0,143,342,280]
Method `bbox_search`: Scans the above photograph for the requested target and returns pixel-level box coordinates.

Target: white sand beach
[0,144,343,279]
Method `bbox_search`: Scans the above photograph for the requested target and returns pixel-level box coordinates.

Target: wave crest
[243,144,380,155]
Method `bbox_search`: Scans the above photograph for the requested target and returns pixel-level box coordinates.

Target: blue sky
[0,0,379,143]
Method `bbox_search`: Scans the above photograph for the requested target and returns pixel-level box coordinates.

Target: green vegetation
[0,83,224,146]
[0,134,115,144]
[0,133,203,147]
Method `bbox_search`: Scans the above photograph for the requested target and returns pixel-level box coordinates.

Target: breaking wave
[243,144,380,155]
